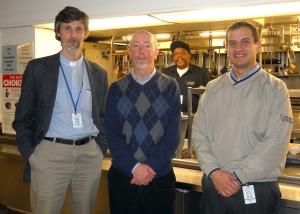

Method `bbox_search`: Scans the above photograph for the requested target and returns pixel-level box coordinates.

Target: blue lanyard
[59,63,83,114]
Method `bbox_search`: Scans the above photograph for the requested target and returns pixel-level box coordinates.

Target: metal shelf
[186,87,206,158]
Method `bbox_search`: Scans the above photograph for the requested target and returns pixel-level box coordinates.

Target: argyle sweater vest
[105,71,181,177]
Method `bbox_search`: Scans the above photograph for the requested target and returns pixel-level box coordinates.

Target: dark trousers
[107,166,176,214]
[200,174,281,214]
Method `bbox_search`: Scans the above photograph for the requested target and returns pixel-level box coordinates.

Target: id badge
[243,185,256,204]
[72,113,83,128]
[180,95,183,104]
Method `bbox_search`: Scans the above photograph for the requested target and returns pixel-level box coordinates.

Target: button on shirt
[45,52,99,139]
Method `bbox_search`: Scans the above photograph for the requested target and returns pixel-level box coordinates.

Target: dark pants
[107,166,176,214]
[200,174,281,214]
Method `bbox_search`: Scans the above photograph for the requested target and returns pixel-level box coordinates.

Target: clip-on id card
[72,113,83,128]
[243,185,256,204]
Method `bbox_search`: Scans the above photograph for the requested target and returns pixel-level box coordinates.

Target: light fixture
[122,34,170,40]
[156,34,170,39]
[153,2,300,23]
[113,42,128,46]
[98,40,128,46]
[33,2,300,31]
[200,32,226,37]
[34,15,170,31]
[122,36,132,41]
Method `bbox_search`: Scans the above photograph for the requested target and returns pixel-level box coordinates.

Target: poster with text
[1,43,33,134]
[2,45,17,74]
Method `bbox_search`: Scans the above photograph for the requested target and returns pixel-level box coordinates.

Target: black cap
[170,41,191,54]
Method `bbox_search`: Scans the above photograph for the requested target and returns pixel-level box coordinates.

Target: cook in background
[192,21,293,213]
[12,6,108,214]
[162,40,210,113]
[104,30,181,214]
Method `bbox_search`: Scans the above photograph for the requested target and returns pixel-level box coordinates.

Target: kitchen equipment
[212,50,218,76]
[174,115,188,158]
[198,50,204,68]
[290,63,296,71]
[113,56,119,74]
[289,49,296,73]
[194,43,199,66]
[202,52,206,69]
[164,51,168,68]
[122,55,129,74]
[218,48,221,75]
[286,143,300,165]
[290,49,296,63]
[221,53,229,74]
[195,51,199,66]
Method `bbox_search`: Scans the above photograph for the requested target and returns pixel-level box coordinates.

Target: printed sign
[2,46,17,74]
[1,43,33,134]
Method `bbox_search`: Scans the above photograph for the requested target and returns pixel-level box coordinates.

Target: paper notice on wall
[2,75,22,134]
[17,43,33,74]
[1,43,33,134]
[2,45,17,74]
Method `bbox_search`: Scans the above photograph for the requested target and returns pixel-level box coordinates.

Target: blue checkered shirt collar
[230,63,260,82]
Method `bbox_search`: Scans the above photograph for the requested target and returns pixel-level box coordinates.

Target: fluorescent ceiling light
[34,15,169,31]
[98,40,128,46]
[122,34,170,40]
[34,23,53,29]
[156,34,170,39]
[153,2,300,23]
[113,42,127,46]
[33,2,300,31]
[89,16,168,30]
[200,32,226,37]
[122,36,132,41]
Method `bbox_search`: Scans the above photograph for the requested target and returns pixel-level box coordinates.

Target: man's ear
[256,40,262,53]
[155,49,159,59]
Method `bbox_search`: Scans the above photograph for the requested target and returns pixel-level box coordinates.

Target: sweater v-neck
[128,70,160,88]
[228,69,263,88]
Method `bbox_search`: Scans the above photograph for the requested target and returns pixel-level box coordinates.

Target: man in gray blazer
[12,6,108,214]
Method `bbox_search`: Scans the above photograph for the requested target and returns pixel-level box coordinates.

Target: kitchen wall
[35,28,62,58]
[81,42,117,85]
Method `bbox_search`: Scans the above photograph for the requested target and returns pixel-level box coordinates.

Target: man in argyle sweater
[104,30,181,214]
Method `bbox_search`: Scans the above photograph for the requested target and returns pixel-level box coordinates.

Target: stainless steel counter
[172,157,300,209]
[1,139,300,210]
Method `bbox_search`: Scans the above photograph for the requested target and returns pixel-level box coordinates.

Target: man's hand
[210,170,241,197]
[130,177,143,185]
[131,164,156,185]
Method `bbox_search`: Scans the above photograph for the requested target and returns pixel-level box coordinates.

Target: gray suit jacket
[12,52,108,182]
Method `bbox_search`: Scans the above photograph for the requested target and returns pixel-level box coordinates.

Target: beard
[63,39,81,52]
[133,57,150,69]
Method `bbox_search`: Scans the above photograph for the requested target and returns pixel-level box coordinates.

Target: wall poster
[1,43,33,134]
